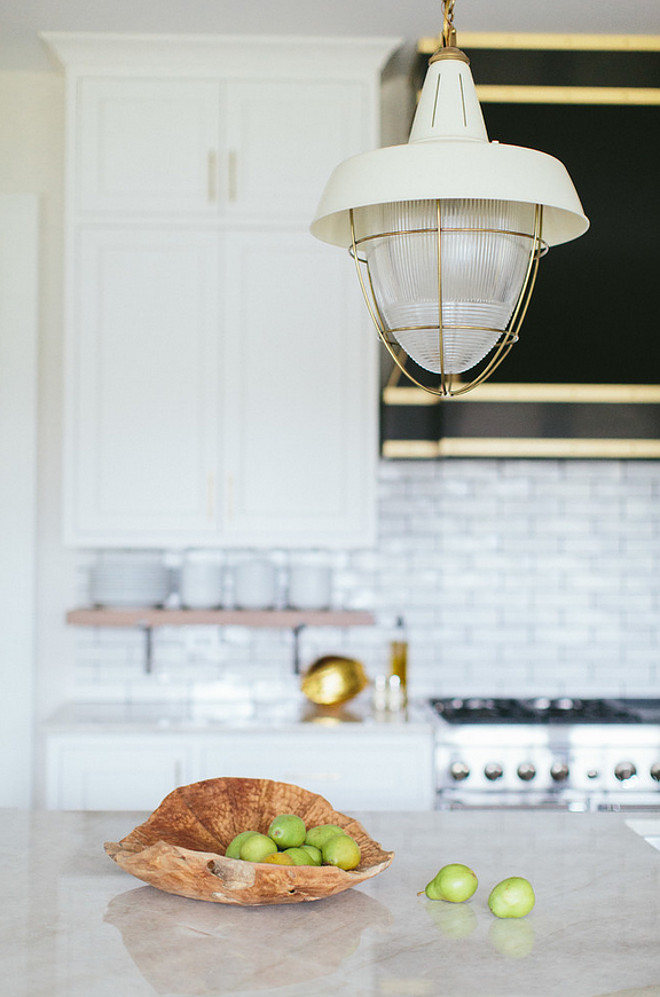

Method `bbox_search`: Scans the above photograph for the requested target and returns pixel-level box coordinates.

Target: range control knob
[650,763,660,783]
[450,761,470,782]
[550,761,570,782]
[484,762,504,781]
[614,761,637,782]
[517,762,536,782]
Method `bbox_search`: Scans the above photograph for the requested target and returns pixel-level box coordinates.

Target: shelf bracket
[292,624,306,675]
[137,623,153,674]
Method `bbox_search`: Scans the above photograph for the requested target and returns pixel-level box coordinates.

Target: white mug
[179,557,223,609]
[234,559,276,610]
[288,564,332,610]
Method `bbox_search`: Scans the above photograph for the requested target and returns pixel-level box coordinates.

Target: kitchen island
[3,808,660,997]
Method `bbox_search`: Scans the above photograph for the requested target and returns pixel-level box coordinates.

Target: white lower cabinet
[44,727,435,811]
[199,728,435,811]
[45,734,197,811]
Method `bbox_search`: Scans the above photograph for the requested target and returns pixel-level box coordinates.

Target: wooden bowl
[104,777,394,906]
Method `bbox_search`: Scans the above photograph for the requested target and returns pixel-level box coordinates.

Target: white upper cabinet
[77,79,221,215]
[44,33,400,548]
[222,79,367,222]
[222,230,376,547]
[76,76,367,223]
[69,227,222,544]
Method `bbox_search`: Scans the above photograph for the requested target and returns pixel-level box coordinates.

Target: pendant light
[310,1,590,397]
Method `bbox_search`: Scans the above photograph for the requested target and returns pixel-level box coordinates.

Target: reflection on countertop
[104,884,393,994]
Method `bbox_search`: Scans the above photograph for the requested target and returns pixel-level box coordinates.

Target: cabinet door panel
[67,227,221,544]
[222,230,377,547]
[77,79,221,214]
[224,80,367,221]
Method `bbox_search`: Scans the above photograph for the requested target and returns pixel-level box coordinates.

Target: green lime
[304,824,346,850]
[300,844,323,866]
[322,833,361,871]
[282,847,314,866]
[225,830,259,859]
[239,833,278,862]
[263,852,296,865]
[267,813,306,849]
[424,863,478,903]
[488,877,535,918]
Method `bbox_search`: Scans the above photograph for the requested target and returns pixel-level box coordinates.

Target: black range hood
[381,378,660,460]
[381,33,660,460]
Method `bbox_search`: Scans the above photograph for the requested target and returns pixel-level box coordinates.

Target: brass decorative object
[105,777,393,906]
[300,655,369,706]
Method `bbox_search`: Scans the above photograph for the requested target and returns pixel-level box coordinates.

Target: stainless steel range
[429,697,660,811]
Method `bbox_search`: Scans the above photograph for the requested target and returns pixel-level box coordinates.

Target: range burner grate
[429,696,645,725]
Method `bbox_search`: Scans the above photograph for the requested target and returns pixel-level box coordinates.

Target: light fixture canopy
[311,3,590,397]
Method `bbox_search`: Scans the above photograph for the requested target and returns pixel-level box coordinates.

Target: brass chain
[441,0,457,48]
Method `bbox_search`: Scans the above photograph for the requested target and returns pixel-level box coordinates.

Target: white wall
[0,72,78,734]
[0,195,37,806]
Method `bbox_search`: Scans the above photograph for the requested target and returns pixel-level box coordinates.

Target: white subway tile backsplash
[69,458,660,702]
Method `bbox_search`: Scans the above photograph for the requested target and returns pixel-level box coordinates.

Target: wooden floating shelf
[66,608,375,628]
[66,608,376,676]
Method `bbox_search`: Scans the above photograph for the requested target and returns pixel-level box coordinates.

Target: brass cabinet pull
[227,150,238,202]
[207,150,218,203]
[226,473,234,522]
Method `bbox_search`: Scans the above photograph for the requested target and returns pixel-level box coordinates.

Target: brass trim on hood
[383,438,660,460]
[418,33,660,54]
[476,85,660,105]
[383,384,660,405]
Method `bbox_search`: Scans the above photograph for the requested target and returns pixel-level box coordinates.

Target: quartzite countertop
[3,808,660,996]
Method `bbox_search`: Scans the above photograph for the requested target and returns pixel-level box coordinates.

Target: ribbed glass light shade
[353,198,537,375]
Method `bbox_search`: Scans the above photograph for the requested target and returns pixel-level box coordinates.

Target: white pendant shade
[311,55,589,250]
[310,48,590,393]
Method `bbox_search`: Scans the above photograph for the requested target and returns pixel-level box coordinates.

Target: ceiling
[1,0,659,73]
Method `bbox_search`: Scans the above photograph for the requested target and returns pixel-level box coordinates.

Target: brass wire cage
[349,203,547,398]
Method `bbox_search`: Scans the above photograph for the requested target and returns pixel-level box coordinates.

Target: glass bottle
[389,616,408,703]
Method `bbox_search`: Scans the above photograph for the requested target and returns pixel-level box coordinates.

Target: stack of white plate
[90,559,170,608]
